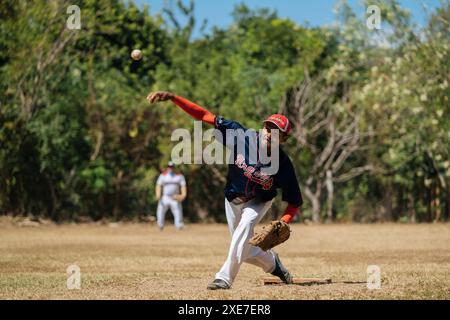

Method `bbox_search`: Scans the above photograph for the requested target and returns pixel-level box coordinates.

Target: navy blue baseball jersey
[214,116,303,207]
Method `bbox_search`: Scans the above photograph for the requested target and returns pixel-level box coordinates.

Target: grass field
[0,218,449,300]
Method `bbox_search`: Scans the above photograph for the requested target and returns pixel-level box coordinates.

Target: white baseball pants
[157,195,184,229]
[215,198,276,286]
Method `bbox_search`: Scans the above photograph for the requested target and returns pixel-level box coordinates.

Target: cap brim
[262,119,288,132]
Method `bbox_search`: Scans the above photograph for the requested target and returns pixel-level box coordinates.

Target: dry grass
[0,218,449,299]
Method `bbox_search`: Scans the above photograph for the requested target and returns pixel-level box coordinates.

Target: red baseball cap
[263,114,291,134]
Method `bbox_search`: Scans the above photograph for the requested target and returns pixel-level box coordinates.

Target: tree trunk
[426,186,432,222]
[304,183,321,223]
[379,182,393,222]
[394,187,404,221]
[311,196,321,223]
[433,185,441,222]
[325,170,334,223]
[45,173,58,221]
[408,193,416,223]
[445,189,450,221]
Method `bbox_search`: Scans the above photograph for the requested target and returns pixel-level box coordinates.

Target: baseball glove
[249,220,291,251]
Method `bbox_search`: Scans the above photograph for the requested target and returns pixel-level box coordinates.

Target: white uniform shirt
[156,171,186,197]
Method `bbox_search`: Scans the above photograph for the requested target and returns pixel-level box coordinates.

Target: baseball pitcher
[147,92,303,290]
[155,161,187,230]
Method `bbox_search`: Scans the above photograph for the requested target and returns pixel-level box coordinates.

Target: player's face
[262,122,287,148]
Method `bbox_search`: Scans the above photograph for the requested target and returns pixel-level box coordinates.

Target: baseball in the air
[131,49,142,61]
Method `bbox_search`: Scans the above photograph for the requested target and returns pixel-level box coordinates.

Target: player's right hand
[172,194,184,202]
[147,91,174,103]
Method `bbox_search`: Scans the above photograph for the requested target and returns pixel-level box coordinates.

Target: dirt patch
[0,223,449,299]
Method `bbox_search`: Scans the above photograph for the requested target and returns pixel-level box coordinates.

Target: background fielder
[147,91,303,290]
[155,161,187,230]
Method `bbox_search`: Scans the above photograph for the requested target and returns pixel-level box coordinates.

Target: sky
[136,0,445,37]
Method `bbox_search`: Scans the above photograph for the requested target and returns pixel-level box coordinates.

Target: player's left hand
[249,220,291,251]
[147,91,174,103]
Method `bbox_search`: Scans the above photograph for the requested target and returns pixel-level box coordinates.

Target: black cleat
[271,253,293,284]
[207,279,230,290]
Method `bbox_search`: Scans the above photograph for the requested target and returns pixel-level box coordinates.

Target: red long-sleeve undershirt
[171,96,216,125]
[281,204,299,224]
[170,95,299,223]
